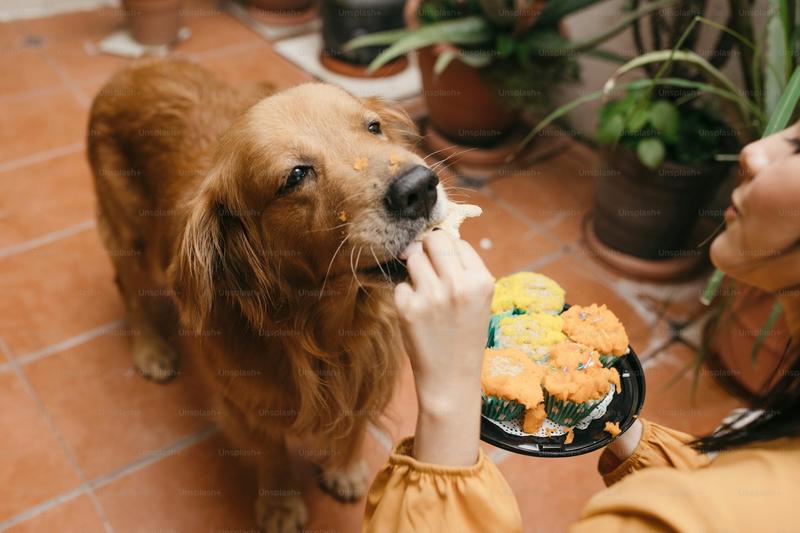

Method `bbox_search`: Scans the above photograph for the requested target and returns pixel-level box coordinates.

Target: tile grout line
[0,219,95,260]
[15,319,126,367]
[40,44,91,109]
[0,141,84,174]
[88,425,219,491]
[0,421,218,531]
[0,332,218,533]
[0,337,115,533]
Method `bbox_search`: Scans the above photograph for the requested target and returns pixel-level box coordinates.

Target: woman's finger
[405,247,440,292]
[422,230,463,280]
[454,239,492,278]
[393,281,415,313]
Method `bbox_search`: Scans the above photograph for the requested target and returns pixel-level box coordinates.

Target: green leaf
[363,16,493,73]
[764,66,800,135]
[765,2,788,117]
[433,50,457,75]
[751,301,783,364]
[496,33,514,58]
[627,107,650,132]
[649,100,680,142]
[596,113,625,144]
[457,51,494,69]
[637,138,666,169]
[513,77,765,161]
[343,28,410,51]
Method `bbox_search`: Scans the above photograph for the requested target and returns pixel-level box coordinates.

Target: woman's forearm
[413,378,483,466]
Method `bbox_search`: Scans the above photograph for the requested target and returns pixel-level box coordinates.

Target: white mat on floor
[95,27,191,58]
[273,32,421,99]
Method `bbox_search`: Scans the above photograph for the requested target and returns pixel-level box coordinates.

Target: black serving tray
[480,305,646,458]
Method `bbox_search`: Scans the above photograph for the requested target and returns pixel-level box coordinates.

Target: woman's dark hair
[692,339,800,453]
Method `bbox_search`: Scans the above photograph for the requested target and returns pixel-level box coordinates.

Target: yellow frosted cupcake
[491,272,565,315]
[481,348,546,421]
[561,304,630,366]
[493,313,567,362]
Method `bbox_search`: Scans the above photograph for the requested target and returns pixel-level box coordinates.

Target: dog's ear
[362,96,419,145]
[169,168,274,333]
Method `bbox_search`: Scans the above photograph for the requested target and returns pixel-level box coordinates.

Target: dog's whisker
[320,234,350,300]
[421,145,453,163]
[351,245,366,294]
[306,221,352,234]
[430,147,478,172]
[370,245,391,285]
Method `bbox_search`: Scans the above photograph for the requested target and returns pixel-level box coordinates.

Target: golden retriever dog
[87,59,449,531]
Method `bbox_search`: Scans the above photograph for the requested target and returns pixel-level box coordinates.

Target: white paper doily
[485,386,617,438]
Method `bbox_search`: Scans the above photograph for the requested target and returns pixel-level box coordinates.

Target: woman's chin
[709,232,736,274]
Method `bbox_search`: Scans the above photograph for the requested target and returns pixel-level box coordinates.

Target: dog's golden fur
[87,59,445,531]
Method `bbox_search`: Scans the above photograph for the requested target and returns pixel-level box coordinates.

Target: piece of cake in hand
[415,200,482,240]
[561,304,629,366]
[481,348,546,421]
[493,313,566,362]
[492,272,565,315]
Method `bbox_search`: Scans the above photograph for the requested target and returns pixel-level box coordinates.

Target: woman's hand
[394,231,494,465]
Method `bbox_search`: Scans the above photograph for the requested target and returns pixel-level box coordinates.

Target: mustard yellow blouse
[363,418,800,532]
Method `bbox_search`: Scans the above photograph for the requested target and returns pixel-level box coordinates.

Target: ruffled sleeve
[597,418,711,486]
[362,437,522,533]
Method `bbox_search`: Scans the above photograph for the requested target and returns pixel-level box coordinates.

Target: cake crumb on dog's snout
[389,154,400,172]
[338,211,348,222]
[353,157,368,171]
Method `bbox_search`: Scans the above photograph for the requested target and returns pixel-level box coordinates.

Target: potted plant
[123,0,182,46]
[526,0,799,386]
[345,0,670,156]
[320,0,408,77]
[587,87,737,278]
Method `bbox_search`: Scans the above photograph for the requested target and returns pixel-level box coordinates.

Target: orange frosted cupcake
[541,342,621,426]
[481,348,546,421]
[561,304,629,366]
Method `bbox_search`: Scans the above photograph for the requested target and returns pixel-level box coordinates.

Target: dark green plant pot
[321,0,405,66]
[593,146,729,260]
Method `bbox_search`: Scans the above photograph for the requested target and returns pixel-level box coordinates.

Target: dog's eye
[285,165,311,190]
[367,121,382,135]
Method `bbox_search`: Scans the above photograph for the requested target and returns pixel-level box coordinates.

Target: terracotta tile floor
[0,5,742,532]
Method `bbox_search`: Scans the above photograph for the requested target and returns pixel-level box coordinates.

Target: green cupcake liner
[543,390,603,427]
[600,354,619,367]
[486,309,526,348]
[481,393,525,421]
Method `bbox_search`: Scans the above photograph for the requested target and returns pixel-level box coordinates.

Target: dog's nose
[384,165,439,219]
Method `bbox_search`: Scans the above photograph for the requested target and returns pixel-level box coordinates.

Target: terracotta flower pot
[123,0,182,46]
[593,146,729,260]
[703,283,793,401]
[404,0,517,147]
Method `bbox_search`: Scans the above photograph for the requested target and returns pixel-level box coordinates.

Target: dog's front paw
[256,493,307,533]
[132,335,179,383]
[318,459,369,502]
